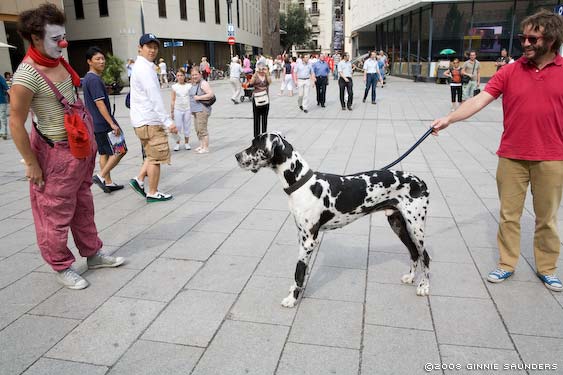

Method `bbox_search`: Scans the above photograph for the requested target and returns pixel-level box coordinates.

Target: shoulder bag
[462,62,476,85]
[253,90,269,106]
[197,82,216,106]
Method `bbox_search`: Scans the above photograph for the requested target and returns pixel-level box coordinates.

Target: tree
[280,3,312,51]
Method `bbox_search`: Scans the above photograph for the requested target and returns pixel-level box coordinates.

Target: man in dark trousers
[312,53,330,108]
[338,53,353,110]
[82,46,127,193]
[432,10,563,292]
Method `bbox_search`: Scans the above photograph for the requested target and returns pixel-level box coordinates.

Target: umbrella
[439,48,456,55]
[0,42,16,49]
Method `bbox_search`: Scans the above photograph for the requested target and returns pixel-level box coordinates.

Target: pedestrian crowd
[4,3,562,296]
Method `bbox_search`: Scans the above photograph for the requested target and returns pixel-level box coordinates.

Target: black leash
[380,127,433,170]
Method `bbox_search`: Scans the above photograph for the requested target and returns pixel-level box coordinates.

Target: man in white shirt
[158,58,168,88]
[129,33,178,203]
[229,56,244,104]
[362,52,384,104]
[294,54,314,113]
[338,53,354,110]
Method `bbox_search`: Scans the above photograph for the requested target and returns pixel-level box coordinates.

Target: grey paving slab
[190,210,249,233]
[431,296,513,349]
[429,262,489,298]
[30,267,139,320]
[229,275,296,326]
[289,298,363,349]
[46,297,165,366]
[0,272,61,330]
[22,358,108,375]
[161,230,229,260]
[0,252,44,289]
[440,345,525,375]
[216,228,277,257]
[368,251,416,286]
[276,342,359,375]
[303,265,366,303]
[365,282,433,331]
[108,339,203,375]
[0,315,79,375]
[0,229,37,258]
[238,208,289,232]
[254,243,300,278]
[186,254,259,293]
[117,258,201,302]
[192,320,288,375]
[315,232,369,269]
[112,236,175,270]
[142,289,236,347]
[512,335,563,375]
[361,324,440,374]
[469,246,539,283]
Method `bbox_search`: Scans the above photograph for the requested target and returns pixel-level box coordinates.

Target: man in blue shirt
[82,46,127,193]
[0,74,9,139]
[312,53,330,108]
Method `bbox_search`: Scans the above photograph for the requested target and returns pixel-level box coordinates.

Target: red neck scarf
[25,45,81,87]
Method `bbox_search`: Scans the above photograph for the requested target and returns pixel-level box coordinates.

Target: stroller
[239,72,254,102]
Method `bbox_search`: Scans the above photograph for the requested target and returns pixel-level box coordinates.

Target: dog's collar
[284,169,315,195]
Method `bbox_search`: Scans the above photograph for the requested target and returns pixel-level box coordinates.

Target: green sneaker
[146,192,173,203]
[129,178,146,197]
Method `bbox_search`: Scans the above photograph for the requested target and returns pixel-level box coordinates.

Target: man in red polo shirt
[432,10,563,292]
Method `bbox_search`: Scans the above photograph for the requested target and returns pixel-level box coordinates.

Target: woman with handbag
[189,66,214,153]
[250,62,271,138]
[443,58,463,112]
[9,3,124,290]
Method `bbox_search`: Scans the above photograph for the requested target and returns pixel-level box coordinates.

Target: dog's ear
[269,133,292,166]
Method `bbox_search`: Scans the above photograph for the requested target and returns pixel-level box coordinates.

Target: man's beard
[525,43,550,63]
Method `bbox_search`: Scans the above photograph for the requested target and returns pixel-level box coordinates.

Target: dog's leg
[281,231,319,308]
[387,211,420,285]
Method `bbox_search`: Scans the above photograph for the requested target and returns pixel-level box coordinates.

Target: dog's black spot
[409,180,423,198]
[422,250,431,267]
[311,210,335,238]
[320,174,369,214]
[284,170,297,185]
[295,260,307,287]
[323,195,330,208]
[290,162,295,170]
[360,198,399,214]
[294,160,303,177]
[309,182,323,199]
[374,170,397,188]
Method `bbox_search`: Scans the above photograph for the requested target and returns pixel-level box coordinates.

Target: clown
[9,3,126,290]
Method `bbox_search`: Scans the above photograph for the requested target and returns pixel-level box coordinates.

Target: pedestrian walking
[443,57,463,112]
[170,69,192,151]
[158,58,168,88]
[229,56,243,104]
[362,51,384,104]
[9,3,125,290]
[279,57,294,96]
[82,46,127,193]
[295,54,314,113]
[129,33,178,203]
[126,58,134,83]
[200,57,211,81]
[378,51,388,84]
[0,73,8,139]
[461,51,480,101]
[333,52,341,80]
[189,66,214,153]
[312,53,330,107]
[432,10,563,292]
[338,53,354,110]
[250,62,271,137]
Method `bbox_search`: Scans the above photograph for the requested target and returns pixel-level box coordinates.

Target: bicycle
[209,67,225,81]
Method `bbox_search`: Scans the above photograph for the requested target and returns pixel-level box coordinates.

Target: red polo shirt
[484,54,563,160]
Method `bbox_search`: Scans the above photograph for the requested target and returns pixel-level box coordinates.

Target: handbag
[32,67,94,159]
[253,90,269,106]
[462,62,476,85]
[196,83,216,106]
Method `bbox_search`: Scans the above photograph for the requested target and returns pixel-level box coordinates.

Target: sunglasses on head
[518,34,544,45]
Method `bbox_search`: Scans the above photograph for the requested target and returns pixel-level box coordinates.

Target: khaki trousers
[496,158,563,274]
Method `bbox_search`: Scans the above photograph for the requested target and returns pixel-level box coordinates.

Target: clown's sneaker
[536,273,562,292]
[487,268,513,283]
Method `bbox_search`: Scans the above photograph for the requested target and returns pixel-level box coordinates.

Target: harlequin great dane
[235,132,431,308]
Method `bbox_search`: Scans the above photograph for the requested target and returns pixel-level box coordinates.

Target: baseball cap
[139,33,160,46]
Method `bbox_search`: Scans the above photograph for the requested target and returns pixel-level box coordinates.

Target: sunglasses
[518,34,544,45]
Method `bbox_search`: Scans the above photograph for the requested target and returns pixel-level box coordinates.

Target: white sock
[97,174,105,183]
[135,177,144,187]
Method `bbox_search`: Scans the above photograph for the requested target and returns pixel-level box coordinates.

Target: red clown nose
[57,39,68,48]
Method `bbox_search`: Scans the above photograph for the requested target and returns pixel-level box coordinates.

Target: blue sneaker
[487,268,513,283]
[536,273,563,292]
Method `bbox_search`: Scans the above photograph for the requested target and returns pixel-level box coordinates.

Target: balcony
[309,8,319,16]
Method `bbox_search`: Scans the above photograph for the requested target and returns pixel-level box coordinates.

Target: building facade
[349,0,561,79]
[62,0,263,76]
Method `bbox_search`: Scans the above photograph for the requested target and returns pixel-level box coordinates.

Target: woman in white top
[170,69,192,150]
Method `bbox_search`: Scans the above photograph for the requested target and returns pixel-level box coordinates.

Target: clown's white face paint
[43,24,67,59]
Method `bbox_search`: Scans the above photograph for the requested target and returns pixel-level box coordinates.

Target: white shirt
[364,58,380,74]
[130,55,173,128]
[172,82,192,111]
[158,62,167,75]
[229,62,243,79]
[338,60,353,77]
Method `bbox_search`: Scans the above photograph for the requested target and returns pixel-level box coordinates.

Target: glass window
[431,2,472,61]
[393,16,400,64]
[180,0,187,20]
[99,0,108,17]
[236,0,240,28]
[512,0,557,58]
[215,0,221,24]
[421,7,430,61]
[158,0,166,18]
[199,0,206,22]
[411,9,420,62]
[468,1,514,60]
[74,0,84,19]
[402,13,410,62]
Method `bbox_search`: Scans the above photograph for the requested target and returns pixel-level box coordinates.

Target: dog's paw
[401,273,415,284]
[416,280,430,296]
[281,294,297,308]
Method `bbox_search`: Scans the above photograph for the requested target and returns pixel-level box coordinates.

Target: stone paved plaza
[0,75,562,375]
